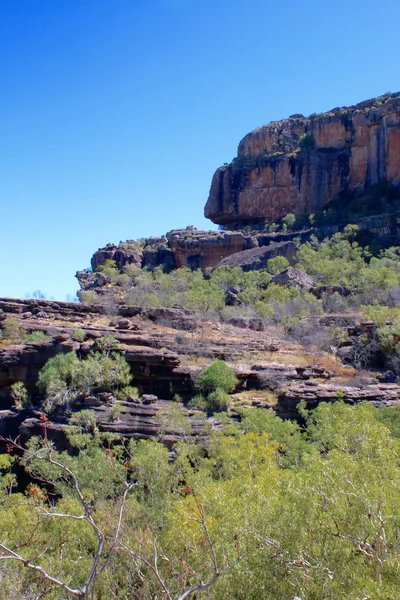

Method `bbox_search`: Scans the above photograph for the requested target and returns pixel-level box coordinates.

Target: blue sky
[1,0,399,300]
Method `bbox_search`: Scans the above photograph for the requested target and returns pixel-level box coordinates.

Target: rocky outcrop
[90,242,143,271]
[86,228,257,276]
[166,227,251,270]
[272,268,314,290]
[277,381,400,419]
[215,241,298,271]
[205,93,400,226]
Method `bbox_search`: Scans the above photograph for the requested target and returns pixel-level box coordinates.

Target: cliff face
[205,93,400,226]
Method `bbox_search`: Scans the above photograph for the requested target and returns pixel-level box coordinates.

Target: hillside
[2,92,400,599]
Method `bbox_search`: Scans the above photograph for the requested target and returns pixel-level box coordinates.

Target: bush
[207,389,231,412]
[196,360,238,395]
[24,330,47,343]
[266,256,290,275]
[69,410,98,433]
[1,318,25,344]
[10,382,31,411]
[117,385,140,400]
[282,213,296,229]
[109,402,123,423]
[187,394,208,411]
[38,344,132,413]
[71,328,86,342]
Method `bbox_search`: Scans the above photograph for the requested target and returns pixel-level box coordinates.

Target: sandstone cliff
[205,93,400,226]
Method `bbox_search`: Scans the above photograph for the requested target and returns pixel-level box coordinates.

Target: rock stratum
[1,297,399,446]
[205,92,400,226]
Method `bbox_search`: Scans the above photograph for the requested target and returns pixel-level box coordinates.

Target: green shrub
[207,389,231,412]
[1,318,25,344]
[71,328,86,342]
[10,382,31,411]
[196,360,238,395]
[266,256,290,275]
[188,394,208,411]
[24,330,47,343]
[95,336,120,354]
[117,385,139,400]
[282,213,296,229]
[300,132,315,150]
[109,402,123,422]
[69,410,98,433]
[38,346,132,413]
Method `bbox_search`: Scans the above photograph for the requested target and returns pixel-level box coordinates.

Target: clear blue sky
[1,0,399,300]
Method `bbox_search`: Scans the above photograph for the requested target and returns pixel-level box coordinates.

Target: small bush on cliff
[196,360,238,395]
[38,345,132,413]
[117,385,140,400]
[69,409,98,434]
[1,318,25,344]
[207,388,231,412]
[266,256,290,275]
[282,213,296,229]
[299,132,315,150]
[24,330,47,343]
[10,382,31,411]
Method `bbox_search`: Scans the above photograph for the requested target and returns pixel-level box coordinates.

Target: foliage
[196,360,238,395]
[108,402,123,422]
[266,256,289,275]
[282,212,296,229]
[116,385,140,400]
[299,132,315,150]
[1,318,25,343]
[38,345,131,413]
[207,388,231,412]
[2,404,400,598]
[69,410,98,434]
[10,382,31,411]
[24,330,47,343]
[71,328,86,342]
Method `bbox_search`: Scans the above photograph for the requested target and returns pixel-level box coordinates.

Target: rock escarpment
[1,297,400,445]
[205,93,400,227]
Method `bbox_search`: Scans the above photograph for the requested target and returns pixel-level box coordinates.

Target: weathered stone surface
[91,242,143,272]
[205,93,400,226]
[227,317,264,331]
[277,382,400,418]
[272,268,314,290]
[142,245,176,271]
[166,227,247,270]
[215,241,298,271]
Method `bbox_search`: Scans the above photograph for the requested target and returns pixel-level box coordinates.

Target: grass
[231,390,278,408]
[179,356,213,368]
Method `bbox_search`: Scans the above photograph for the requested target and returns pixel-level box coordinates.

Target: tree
[196,360,238,395]
[38,346,132,413]
[0,433,245,599]
[266,256,290,275]
[282,213,296,230]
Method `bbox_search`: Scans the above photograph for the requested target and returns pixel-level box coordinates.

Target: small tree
[1,318,25,344]
[197,360,238,395]
[282,213,296,230]
[10,382,31,411]
[266,256,290,275]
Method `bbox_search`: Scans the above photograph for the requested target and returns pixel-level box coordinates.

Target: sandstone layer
[205,93,400,226]
[1,297,400,445]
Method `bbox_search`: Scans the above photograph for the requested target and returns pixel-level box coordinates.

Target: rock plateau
[205,93,400,227]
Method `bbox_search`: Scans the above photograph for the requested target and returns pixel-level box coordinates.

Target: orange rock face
[205,93,400,226]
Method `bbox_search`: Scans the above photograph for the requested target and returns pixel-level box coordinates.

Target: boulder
[272,268,314,290]
[216,241,298,271]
